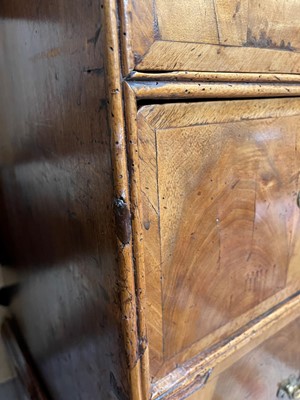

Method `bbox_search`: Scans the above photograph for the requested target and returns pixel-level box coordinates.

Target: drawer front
[137,98,300,381]
[122,0,300,74]
[189,316,300,400]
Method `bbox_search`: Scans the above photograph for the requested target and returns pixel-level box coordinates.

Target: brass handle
[277,375,300,399]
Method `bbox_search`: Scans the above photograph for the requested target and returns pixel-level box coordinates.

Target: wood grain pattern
[2,1,300,399]
[131,81,300,100]
[188,316,300,400]
[0,1,130,399]
[136,112,164,378]
[247,0,300,50]
[130,71,300,83]
[137,98,300,383]
[155,0,220,44]
[152,292,300,399]
[104,5,143,400]
[121,0,300,74]
[119,0,155,75]
[123,82,150,397]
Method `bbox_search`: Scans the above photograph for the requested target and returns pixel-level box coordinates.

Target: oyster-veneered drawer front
[121,0,300,74]
[137,98,300,381]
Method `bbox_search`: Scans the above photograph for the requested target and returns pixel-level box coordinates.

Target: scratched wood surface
[2,1,300,399]
[137,98,300,382]
[120,0,300,74]
[188,316,300,400]
[0,1,130,399]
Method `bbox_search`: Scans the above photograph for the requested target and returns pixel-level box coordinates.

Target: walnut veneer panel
[137,98,300,381]
[189,316,300,400]
[121,0,300,74]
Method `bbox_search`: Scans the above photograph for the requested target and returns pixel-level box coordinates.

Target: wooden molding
[103,2,143,399]
[130,81,300,100]
[129,71,300,84]
[105,2,300,399]
[120,82,300,400]
[123,82,150,398]
[151,292,300,399]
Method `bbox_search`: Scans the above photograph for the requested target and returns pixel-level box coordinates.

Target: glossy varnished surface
[189,316,300,400]
[137,98,300,382]
[121,0,300,74]
[0,1,129,399]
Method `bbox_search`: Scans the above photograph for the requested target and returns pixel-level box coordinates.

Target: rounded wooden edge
[124,82,150,398]
[104,1,144,399]
[151,292,300,399]
[130,81,300,100]
[129,71,300,84]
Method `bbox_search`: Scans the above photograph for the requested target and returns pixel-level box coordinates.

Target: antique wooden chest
[0,1,300,399]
